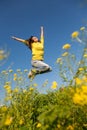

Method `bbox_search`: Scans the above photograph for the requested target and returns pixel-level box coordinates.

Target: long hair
[26,36,34,50]
[26,36,40,50]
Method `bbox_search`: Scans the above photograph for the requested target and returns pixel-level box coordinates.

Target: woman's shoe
[28,69,36,80]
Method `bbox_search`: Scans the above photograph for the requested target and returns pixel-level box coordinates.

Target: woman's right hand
[11,36,17,40]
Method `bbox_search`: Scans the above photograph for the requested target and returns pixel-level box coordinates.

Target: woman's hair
[26,36,40,50]
[26,36,34,50]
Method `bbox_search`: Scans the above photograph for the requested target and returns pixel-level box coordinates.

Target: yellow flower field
[0,26,87,130]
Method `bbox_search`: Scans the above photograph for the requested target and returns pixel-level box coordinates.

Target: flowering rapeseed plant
[75,77,82,85]
[73,85,87,105]
[83,54,87,58]
[71,31,79,38]
[62,43,71,49]
[66,125,74,130]
[62,52,69,57]
[56,57,62,63]
[0,47,10,66]
[80,26,85,31]
[1,25,87,130]
[71,31,82,43]
[1,105,8,112]
[56,26,87,86]
[4,115,13,126]
[36,123,42,128]
[19,118,24,125]
[51,81,58,89]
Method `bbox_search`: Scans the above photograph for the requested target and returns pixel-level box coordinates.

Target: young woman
[11,26,52,79]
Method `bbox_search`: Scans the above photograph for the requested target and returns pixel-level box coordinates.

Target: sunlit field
[0,26,87,130]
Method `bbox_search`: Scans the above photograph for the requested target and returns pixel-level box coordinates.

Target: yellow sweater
[31,36,44,60]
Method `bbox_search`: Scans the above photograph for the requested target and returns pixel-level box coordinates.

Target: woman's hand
[41,26,44,37]
[11,36,17,40]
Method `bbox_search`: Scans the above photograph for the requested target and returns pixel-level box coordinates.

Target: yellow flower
[13,88,19,93]
[29,87,34,91]
[13,73,18,80]
[24,69,28,72]
[56,58,62,63]
[0,55,4,60]
[19,119,24,125]
[36,123,42,128]
[76,87,81,94]
[6,81,10,85]
[73,85,87,106]
[80,26,85,31]
[73,93,82,105]
[9,69,13,73]
[75,78,82,85]
[78,60,84,65]
[62,44,71,49]
[7,89,12,94]
[4,116,13,126]
[82,76,87,83]
[4,85,11,90]
[71,31,79,38]
[78,67,84,71]
[67,125,74,130]
[62,52,68,57]
[51,81,58,89]
[83,124,87,127]
[81,94,87,105]
[81,85,87,93]
[5,96,12,101]
[23,89,27,93]
[84,48,87,51]
[14,73,17,77]
[13,77,17,81]
[83,54,87,58]
[57,124,61,128]
[1,70,6,74]
[1,106,8,112]
[33,83,38,87]
[0,50,4,54]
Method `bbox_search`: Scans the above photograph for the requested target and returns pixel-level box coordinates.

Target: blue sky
[0,0,87,95]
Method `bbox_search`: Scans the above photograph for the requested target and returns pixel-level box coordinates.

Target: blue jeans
[31,60,52,74]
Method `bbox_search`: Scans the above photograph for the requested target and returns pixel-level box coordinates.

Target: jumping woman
[11,26,52,79]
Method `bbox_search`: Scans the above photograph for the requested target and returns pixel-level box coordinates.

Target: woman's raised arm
[11,36,27,44]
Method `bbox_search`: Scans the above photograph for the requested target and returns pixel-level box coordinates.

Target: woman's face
[32,37,38,42]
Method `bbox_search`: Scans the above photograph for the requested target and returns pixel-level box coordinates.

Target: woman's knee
[45,66,52,71]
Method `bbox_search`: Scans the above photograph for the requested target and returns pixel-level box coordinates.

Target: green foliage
[0,85,87,130]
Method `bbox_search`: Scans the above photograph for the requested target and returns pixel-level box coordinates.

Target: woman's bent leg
[31,60,52,74]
